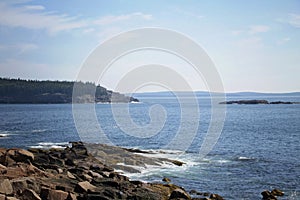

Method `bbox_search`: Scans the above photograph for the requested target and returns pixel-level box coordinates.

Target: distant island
[219,100,297,104]
[0,78,138,104]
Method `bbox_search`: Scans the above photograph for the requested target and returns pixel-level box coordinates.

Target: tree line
[0,78,138,104]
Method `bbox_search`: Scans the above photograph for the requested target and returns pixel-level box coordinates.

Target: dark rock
[21,189,41,200]
[68,168,85,176]
[189,189,198,194]
[82,174,93,182]
[162,177,171,182]
[169,188,191,199]
[65,158,76,166]
[123,148,150,154]
[271,188,284,196]
[270,101,292,104]
[71,142,88,157]
[48,155,64,166]
[220,99,269,104]
[10,178,28,194]
[85,194,109,200]
[109,172,129,182]
[170,160,185,166]
[88,171,103,179]
[66,192,77,200]
[210,193,224,200]
[7,149,34,163]
[98,180,120,188]
[203,192,210,196]
[100,171,110,178]
[261,190,277,200]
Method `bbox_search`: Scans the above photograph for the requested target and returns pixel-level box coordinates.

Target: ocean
[0,93,299,199]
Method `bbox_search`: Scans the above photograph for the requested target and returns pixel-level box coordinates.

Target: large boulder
[261,190,277,200]
[41,188,69,200]
[75,181,97,193]
[7,149,34,163]
[169,188,191,199]
[0,194,5,200]
[21,189,41,200]
[0,179,13,195]
[271,189,284,196]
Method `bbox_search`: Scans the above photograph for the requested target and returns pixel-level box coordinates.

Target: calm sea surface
[0,94,299,199]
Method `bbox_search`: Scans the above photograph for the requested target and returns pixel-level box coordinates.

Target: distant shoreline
[219,99,300,105]
[0,78,139,104]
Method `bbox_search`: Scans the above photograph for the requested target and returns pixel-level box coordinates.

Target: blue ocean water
[0,94,299,199]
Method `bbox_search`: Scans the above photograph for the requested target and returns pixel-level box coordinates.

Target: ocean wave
[0,130,17,138]
[31,129,47,133]
[29,142,70,149]
[235,156,257,161]
[0,133,9,138]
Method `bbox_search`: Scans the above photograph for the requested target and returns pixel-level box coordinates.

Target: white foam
[130,101,142,104]
[0,130,16,137]
[237,156,254,161]
[0,131,18,138]
[115,150,200,182]
[125,161,189,182]
[32,129,47,133]
[216,159,231,163]
[29,142,70,149]
[0,133,9,137]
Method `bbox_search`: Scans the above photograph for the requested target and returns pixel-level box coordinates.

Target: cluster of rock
[219,100,295,104]
[261,189,284,200]
[0,142,224,200]
[84,143,185,173]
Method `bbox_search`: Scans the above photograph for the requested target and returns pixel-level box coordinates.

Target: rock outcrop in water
[219,100,295,104]
[261,189,284,200]
[0,142,224,200]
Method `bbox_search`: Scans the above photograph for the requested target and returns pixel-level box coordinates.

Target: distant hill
[0,78,138,104]
[132,91,300,99]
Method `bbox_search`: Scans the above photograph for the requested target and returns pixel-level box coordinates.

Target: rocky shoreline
[0,142,224,200]
[0,142,285,199]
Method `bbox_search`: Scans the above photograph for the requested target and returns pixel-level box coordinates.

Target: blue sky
[0,0,299,92]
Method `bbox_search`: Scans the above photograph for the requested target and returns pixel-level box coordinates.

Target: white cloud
[0,2,88,34]
[288,13,300,28]
[173,8,204,20]
[232,25,270,36]
[0,2,153,36]
[231,30,244,36]
[276,37,291,45]
[248,25,270,34]
[0,43,38,54]
[24,5,45,11]
[0,59,77,80]
[83,28,95,34]
[237,37,263,49]
[93,12,153,25]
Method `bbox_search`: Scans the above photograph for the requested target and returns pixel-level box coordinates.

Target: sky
[0,0,299,93]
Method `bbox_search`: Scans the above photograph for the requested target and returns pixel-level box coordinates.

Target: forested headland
[0,78,138,104]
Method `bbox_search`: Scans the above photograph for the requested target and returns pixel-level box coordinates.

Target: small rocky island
[219,100,296,104]
[0,78,138,104]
